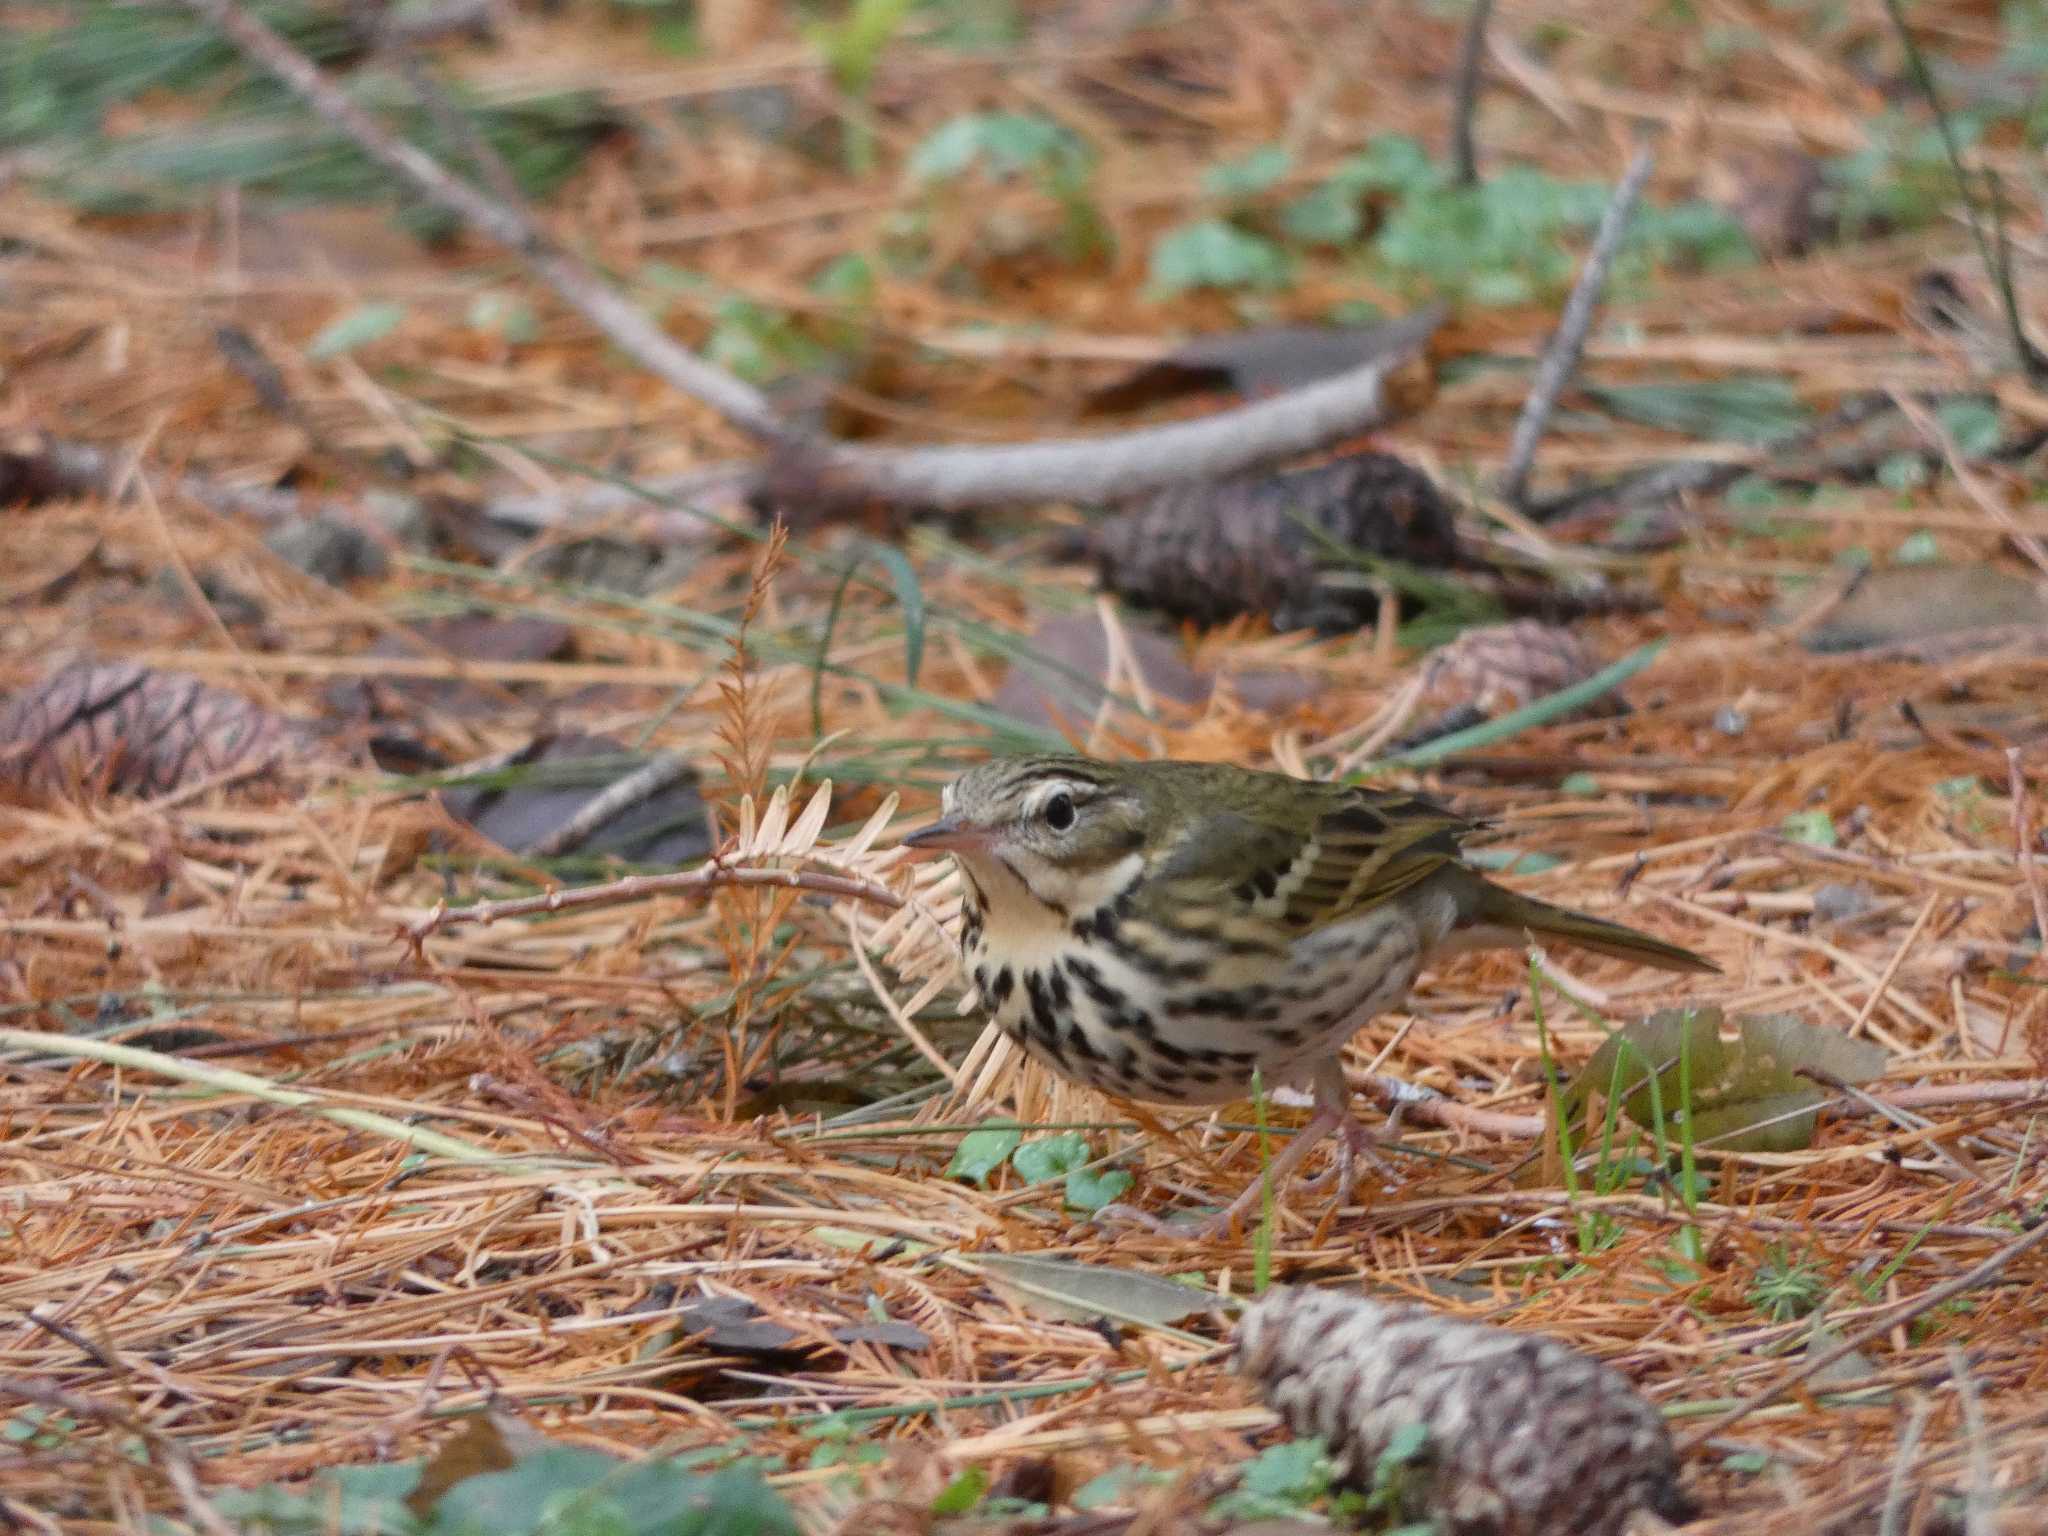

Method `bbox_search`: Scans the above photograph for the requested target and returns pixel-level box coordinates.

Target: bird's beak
[901,815,991,854]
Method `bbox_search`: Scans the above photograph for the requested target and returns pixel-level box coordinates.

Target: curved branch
[179,0,1437,514]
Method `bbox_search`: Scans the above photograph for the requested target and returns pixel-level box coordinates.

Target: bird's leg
[1095,1064,1394,1239]
[1298,1059,1395,1200]
[1094,1097,1345,1239]
[1184,1101,1346,1240]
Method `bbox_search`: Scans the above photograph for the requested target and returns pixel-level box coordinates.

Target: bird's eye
[1043,791,1076,831]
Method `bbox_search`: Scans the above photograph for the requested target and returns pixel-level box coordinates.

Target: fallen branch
[178,0,1437,514]
[1499,142,1654,509]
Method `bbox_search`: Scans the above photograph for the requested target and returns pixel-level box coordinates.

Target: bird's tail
[1458,880,1719,974]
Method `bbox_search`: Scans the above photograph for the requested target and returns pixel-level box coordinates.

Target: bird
[902,754,1717,1233]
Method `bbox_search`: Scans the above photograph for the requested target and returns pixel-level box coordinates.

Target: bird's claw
[1299,1119,1392,1202]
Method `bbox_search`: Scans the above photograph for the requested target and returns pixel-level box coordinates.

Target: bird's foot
[1173,1107,1347,1242]
[1298,1117,1393,1202]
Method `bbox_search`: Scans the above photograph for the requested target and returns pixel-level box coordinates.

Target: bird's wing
[1152,786,1479,934]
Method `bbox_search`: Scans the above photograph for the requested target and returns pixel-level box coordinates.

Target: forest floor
[4,0,2048,1531]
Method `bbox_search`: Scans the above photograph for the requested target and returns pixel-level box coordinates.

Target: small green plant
[906,110,1107,263]
[1748,1245,1828,1323]
[1009,1130,1134,1211]
[807,0,918,174]
[1294,136,1752,304]
[941,1122,1132,1210]
[214,1419,797,1536]
[804,1413,888,1472]
[1207,1438,1331,1521]
[2,1406,76,1451]
[1148,217,1293,297]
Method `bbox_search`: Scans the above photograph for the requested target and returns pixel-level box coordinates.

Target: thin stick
[525,752,700,860]
[1498,142,1655,508]
[1675,1211,2048,1453]
[361,0,531,216]
[403,859,907,943]
[1449,0,1496,186]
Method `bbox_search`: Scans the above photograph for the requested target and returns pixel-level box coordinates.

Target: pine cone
[1093,451,1460,633]
[1417,620,1619,720]
[0,661,312,797]
[1235,1287,1692,1536]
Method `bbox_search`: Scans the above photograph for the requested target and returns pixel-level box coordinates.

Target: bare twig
[402,859,907,944]
[1499,141,1655,508]
[1450,0,1497,186]
[1676,1211,2048,1453]
[359,0,530,216]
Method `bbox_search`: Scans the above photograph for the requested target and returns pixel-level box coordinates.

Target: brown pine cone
[1235,1286,1693,1536]
[1417,619,1617,721]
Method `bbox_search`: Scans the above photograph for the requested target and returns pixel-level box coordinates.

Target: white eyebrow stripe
[1022,779,1091,817]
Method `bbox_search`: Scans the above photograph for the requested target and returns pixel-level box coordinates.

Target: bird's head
[902,756,1151,919]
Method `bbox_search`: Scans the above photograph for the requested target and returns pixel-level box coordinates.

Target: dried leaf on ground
[989,610,1317,733]
[1084,315,1443,417]
[971,1254,1224,1328]
[436,732,711,863]
[1562,1006,1891,1153]
[1791,563,2048,654]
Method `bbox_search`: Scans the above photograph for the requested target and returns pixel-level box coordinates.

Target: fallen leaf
[1794,564,2048,654]
[437,733,710,864]
[1563,1008,1888,1154]
[969,1254,1223,1327]
[1084,307,1446,416]
[404,1412,544,1520]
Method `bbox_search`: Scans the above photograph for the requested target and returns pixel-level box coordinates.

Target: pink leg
[1298,1060,1394,1199]
[1190,1061,1388,1239]
[1093,1062,1392,1238]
